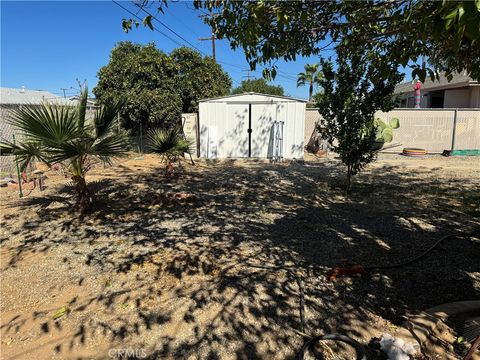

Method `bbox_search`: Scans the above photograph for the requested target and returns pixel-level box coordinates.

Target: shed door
[224,103,249,157]
[251,103,277,157]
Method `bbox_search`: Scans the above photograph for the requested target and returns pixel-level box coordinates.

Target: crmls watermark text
[108,348,147,359]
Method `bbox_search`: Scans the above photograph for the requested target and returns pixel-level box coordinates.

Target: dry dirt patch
[0,154,479,359]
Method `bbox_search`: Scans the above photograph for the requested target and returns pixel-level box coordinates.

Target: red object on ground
[327,266,366,281]
[403,148,427,157]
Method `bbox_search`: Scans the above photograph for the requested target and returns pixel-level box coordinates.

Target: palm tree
[297,63,323,101]
[2,87,127,212]
[146,128,192,176]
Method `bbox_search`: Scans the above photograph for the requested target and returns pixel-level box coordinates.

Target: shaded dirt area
[1,153,479,359]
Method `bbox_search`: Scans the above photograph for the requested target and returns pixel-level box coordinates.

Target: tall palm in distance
[297,63,323,101]
[2,87,128,213]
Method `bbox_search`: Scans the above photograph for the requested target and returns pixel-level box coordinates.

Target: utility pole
[242,69,252,81]
[198,32,216,60]
[60,88,68,98]
[198,10,217,60]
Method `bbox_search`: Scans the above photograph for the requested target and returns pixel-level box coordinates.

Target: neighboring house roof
[394,73,479,95]
[199,92,308,103]
[0,87,73,105]
[68,95,97,106]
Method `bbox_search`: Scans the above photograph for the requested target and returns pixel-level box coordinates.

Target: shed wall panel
[199,94,305,159]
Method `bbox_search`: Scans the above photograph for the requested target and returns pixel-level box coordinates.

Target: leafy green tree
[94,42,181,134]
[184,1,480,82]
[94,43,231,134]
[297,63,322,100]
[231,78,284,96]
[171,47,232,112]
[2,87,127,212]
[316,53,403,192]
[310,91,324,108]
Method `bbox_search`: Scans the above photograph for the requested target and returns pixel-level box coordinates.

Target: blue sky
[1,0,333,99]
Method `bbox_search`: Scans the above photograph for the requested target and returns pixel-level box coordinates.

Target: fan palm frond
[77,86,88,131]
[92,133,129,158]
[146,128,192,159]
[0,142,14,155]
[93,97,126,139]
[7,103,79,143]
[46,137,94,166]
[297,72,308,87]
[5,84,127,212]
[0,140,49,171]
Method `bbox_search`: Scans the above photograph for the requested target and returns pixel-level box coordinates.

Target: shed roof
[199,92,308,103]
[0,87,74,105]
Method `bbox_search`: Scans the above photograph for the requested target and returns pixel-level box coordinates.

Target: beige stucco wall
[470,87,480,108]
[305,109,321,145]
[182,113,198,157]
[305,108,480,153]
[444,89,471,108]
[455,110,480,150]
[376,109,456,152]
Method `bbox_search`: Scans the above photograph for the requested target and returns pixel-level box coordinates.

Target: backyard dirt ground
[0,153,479,360]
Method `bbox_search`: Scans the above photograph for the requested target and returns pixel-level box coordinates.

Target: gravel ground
[0,153,479,359]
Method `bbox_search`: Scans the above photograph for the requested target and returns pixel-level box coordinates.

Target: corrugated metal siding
[199,95,305,159]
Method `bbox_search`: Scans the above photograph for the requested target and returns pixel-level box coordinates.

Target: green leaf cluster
[316,52,403,191]
[188,1,480,83]
[146,128,192,164]
[1,87,128,210]
[297,63,323,101]
[231,78,284,96]
[374,117,400,143]
[93,42,232,135]
[3,87,127,176]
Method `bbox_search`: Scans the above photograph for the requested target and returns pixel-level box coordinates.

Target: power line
[112,1,295,87]
[112,0,183,47]
[114,1,242,88]
[162,4,203,44]
[197,9,217,60]
[198,32,216,60]
[139,3,246,70]
[134,3,208,56]
[242,69,252,80]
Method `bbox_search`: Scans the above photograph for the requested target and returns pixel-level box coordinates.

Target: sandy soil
[0,153,479,360]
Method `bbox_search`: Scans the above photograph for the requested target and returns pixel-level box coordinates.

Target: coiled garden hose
[242,229,479,359]
[244,263,368,359]
[298,333,367,360]
[365,229,480,270]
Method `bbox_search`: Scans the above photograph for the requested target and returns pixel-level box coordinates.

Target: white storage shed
[198,93,307,160]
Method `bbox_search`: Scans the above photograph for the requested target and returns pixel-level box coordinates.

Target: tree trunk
[72,175,92,213]
[165,161,174,177]
[309,83,314,101]
[346,165,352,194]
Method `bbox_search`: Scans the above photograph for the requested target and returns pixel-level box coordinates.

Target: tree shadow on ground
[0,156,479,359]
